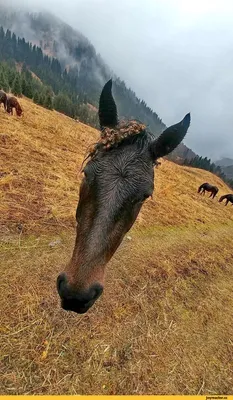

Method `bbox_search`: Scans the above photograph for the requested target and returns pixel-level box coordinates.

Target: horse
[56,79,191,314]
[6,96,23,116]
[219,194,233,206]
[0,90,7,111]
[198,182,219,198]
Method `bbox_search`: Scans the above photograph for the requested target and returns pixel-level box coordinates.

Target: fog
[6,0,233,160]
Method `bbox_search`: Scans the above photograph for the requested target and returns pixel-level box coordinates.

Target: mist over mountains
[215,158,233,180]
[215,158,233,168]
[0,3,231,172]
[0,6,167,133]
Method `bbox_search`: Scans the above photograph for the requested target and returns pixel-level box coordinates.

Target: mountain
[167,142,197,163]
[220,165,233,180]
[215,158,233,168]
[0,6,165,134]
[215,158,233,180]
[0,5,202,163]
[214,157,233,167]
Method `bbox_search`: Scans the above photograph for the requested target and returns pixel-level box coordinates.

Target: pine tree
[38,92,45,106]
[54,93,73,116]
[5,29,11,41]
[44,94,53,110]
[21,63,27,75]
[0,26,4,41]
[0,71,9,92]
[78,104,89,123]
[12,74,22,96]
[22,77,26,95]
[33,91,40,104]
[7,68,16,87]
[22,78,33,98]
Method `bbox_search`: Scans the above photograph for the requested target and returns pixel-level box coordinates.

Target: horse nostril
[57,273,68,296]
[56,274,104,314]
[89,283,103,301]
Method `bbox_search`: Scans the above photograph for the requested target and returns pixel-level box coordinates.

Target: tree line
[0,60,99,126]
[0,25,165,132]
[183,155,233,189]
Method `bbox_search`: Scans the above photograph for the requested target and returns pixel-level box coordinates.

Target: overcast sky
[8,0,233,160]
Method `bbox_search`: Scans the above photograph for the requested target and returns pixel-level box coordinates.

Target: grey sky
[7,0,233,160]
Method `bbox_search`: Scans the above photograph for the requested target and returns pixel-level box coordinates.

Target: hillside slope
[1,100,233,395]
[1,97,232,233]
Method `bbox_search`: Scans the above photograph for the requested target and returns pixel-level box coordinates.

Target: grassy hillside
[1,97,232,232]
[0,97,97,232]
[1,99,233,395]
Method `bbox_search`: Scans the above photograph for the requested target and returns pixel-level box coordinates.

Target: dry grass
[0,98,97,233]
[0,98,233,395]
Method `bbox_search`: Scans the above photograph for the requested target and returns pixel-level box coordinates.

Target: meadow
[1,99,233,394]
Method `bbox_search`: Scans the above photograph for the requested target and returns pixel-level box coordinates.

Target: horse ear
[98,79,118,130]
[149,113,191,160]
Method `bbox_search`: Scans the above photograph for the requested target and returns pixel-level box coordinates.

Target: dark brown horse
[0,90,7,111]
[57,79,191,314]
[6,96,23,116]
[198,182,219,198]
[219,194,233,206]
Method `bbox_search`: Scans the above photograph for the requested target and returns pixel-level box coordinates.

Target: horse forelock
[84,120,151,163]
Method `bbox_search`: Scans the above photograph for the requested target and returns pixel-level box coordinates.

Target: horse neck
[16,104,22,115]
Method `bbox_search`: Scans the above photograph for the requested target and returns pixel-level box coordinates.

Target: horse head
[57,79,191,314]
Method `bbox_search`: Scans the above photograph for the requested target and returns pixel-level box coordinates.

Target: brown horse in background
[0,90,7,111]
[219,194,233,206]
[198,182,219,198]
[6,96,23,116]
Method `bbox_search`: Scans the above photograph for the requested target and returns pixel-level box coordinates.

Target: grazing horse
[6,96,23,116]
[219,194,233,206]
[57,79,191,314]
[0,90,7,111]
[198,182,219,198]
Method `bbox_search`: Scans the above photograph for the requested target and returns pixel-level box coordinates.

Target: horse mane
[219,194,226,201]
[82,120,153,168]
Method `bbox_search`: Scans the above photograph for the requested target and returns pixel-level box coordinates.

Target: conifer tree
[12,74,22,96]
[22,78,33,98]
[38,92,45,106]
[7,68,16,87]
[54,92,73,116]
[33,91,40,104]
[44,93,53,110]
[0,71,9,92]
